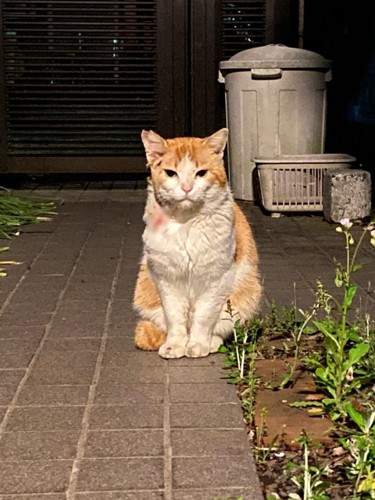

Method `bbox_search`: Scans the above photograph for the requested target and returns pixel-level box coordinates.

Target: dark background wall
[303,0,375,171]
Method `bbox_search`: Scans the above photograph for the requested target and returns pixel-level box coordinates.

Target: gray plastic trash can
[219,44,332,200]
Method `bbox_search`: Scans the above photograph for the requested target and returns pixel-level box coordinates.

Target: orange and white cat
[133,128,261,358]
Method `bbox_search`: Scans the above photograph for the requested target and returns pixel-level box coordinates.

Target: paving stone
[102,349,164,367]
[107,328,137,341]
[0,430,80,460]
[0,495,66,500]
[0,312,52,328]
[5,296,60,314]
[99,366,164,384]
[42,338,101,352]
[0,407,7,422]
[50,310,107,338]
[63,284,112,300]
[11,281,64,295]
[168,365,225,384]
[171,429,250,456]
[0,325,46,340]
[0,369,25,387]
[69,274,115,286]
[170,403,244,428]
[5,406,85,431]
[49,321,106,339]
[172,488,260,500]
[110,300,137,324]
[172,456,260,490]
[27,350,98,384]
[30,259,77,275]
[75,492,164,500]
[95,379,164,405]
[0,460,72,494]
[84,429,164,457]
[17,384,89,406]
[74,261,119,275]
[168,353,225,366]
[58,299,110,312]
[0,385,16,405]
[170,383,238,403]
[76,458,164,491]
[89,404,164,429]
[0,339,39,369]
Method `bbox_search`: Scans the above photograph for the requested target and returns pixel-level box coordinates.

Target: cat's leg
[157,286,189,359]
[210,270,263,353]
[185,287,228,358]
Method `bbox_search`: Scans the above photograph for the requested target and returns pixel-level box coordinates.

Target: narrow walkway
[0,184,374,499]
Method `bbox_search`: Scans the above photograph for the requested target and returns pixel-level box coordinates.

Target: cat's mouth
[181,195,193,202]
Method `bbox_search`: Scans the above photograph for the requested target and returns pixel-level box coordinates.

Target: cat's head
[141,129,229,212]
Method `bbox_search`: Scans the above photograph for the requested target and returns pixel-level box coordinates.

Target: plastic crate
[256,154,356,213]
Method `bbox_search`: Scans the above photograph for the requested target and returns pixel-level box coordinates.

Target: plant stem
[349,229,368,275]
[279,308,316,389]
[240,331,248,379]
[303,437,311,500]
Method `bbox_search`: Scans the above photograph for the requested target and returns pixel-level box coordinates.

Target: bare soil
[245,338,356,498]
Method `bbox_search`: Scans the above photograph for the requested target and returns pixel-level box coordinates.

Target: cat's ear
[203,128,228,158]
[141,130,167,165]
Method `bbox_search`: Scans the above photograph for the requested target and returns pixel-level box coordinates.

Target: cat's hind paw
[158,342,185,359]
[185,341,210,358]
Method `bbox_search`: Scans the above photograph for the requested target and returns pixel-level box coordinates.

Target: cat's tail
[134,321,166,350]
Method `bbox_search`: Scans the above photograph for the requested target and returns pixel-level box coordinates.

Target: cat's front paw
[158,341,186,359]
[210,334,224,353]
[185,341,210,358]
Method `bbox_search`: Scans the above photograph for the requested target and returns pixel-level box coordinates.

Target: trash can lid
[220,44,330,71]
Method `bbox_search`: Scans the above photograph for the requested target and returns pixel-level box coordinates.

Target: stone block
[323,168,371,222]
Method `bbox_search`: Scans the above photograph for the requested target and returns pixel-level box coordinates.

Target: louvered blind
[222,0,266,58]
[2,0,157,156]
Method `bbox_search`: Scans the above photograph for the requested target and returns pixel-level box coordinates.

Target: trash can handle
[251,68,282,80]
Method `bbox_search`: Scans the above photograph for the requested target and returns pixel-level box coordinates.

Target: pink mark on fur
[150,203,169,230]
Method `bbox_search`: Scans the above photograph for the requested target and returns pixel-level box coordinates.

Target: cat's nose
[181,184,193,193]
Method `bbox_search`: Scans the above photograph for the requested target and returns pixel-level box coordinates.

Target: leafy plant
[0,189,55,276]
[304,219,375,419]
[253,407,280,462]
[0,188,55,239]
[220,307,262,424]
[279,304,319,389]
[288,432,330,500]
[263,301,299,338]
[340,402,375,498]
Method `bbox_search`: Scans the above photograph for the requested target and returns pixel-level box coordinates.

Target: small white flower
[340,218,353,229]
[346,366,354,381]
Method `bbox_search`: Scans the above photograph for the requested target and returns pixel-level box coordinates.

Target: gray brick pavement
[0,184,374,498]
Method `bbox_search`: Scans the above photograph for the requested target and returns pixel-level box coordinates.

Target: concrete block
[323,168,371,222]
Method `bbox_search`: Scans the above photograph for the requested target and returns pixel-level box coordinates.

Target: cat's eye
[164,169,177,177]
[196,170,208,177]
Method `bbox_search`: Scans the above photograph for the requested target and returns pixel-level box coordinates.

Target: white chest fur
[143,196,236,288]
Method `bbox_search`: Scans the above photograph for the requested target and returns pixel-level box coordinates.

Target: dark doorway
[0,0,273,173]
[303,0,375,171]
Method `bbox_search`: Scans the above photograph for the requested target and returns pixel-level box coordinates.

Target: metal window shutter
[222,0,267,58]
[2,0,157,157]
